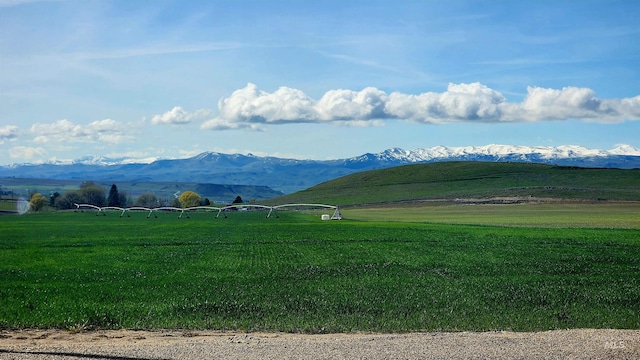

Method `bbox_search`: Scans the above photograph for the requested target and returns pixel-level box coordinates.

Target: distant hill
[1,144,639,193]
[269,162,640,206]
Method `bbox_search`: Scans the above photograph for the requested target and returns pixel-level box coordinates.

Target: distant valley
[0,178,284,204]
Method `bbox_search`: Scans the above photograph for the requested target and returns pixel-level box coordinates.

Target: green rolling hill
[269,162,640,206]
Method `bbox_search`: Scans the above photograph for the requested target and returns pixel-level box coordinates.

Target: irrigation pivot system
[73,203,343,220]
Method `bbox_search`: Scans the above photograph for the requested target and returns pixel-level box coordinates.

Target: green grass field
[1,209,639,332]
[0,200,17,213]
[347,202,640,229]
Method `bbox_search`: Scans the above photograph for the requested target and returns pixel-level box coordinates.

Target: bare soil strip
[1,329,639,359]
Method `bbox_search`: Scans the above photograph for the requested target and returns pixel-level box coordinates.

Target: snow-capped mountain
[1,145,639,193]
[349,144,640,163]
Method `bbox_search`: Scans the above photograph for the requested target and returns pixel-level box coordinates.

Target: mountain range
[2,144,639,193]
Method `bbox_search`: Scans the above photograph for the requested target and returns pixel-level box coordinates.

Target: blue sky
[1,0,639,164]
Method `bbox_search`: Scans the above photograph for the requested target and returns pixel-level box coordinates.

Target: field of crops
[1,209,639,333]
[347,202,640,229]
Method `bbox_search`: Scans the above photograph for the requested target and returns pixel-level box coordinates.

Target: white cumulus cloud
[151,106,215,125]
[519,86,617,122]
[317,87,388,121]
[385,83,509,123]
[0,125,19,142]
[30,119,133,144]
[218,83,318,124]
[200,83,640,130]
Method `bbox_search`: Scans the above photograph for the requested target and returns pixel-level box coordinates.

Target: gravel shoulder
[1,329,639,359]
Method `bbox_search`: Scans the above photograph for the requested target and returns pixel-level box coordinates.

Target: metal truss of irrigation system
[73,203,343,220]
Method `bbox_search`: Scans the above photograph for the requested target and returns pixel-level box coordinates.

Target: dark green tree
[118,190,129,208]
[49,192,60,207]
[232,195,243,204]
[107,184,120,207]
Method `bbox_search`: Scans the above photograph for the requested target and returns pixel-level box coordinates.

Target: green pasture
[1,209,639,332]
[346,202,640,229]
[274,162,640,206]
[0,200,17,213]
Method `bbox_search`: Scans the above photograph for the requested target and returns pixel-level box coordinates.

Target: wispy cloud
[319,51,403,73]
[30,119,134,144]
[9,145,46,160]
[473,58,594,66]
[0,0,58,7]
[200,83,640,130]
[68,42,246,62]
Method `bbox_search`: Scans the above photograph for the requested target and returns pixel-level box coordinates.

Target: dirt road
[1,329,639,359]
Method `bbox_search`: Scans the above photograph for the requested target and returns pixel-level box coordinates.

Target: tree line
[29,182,243,212]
